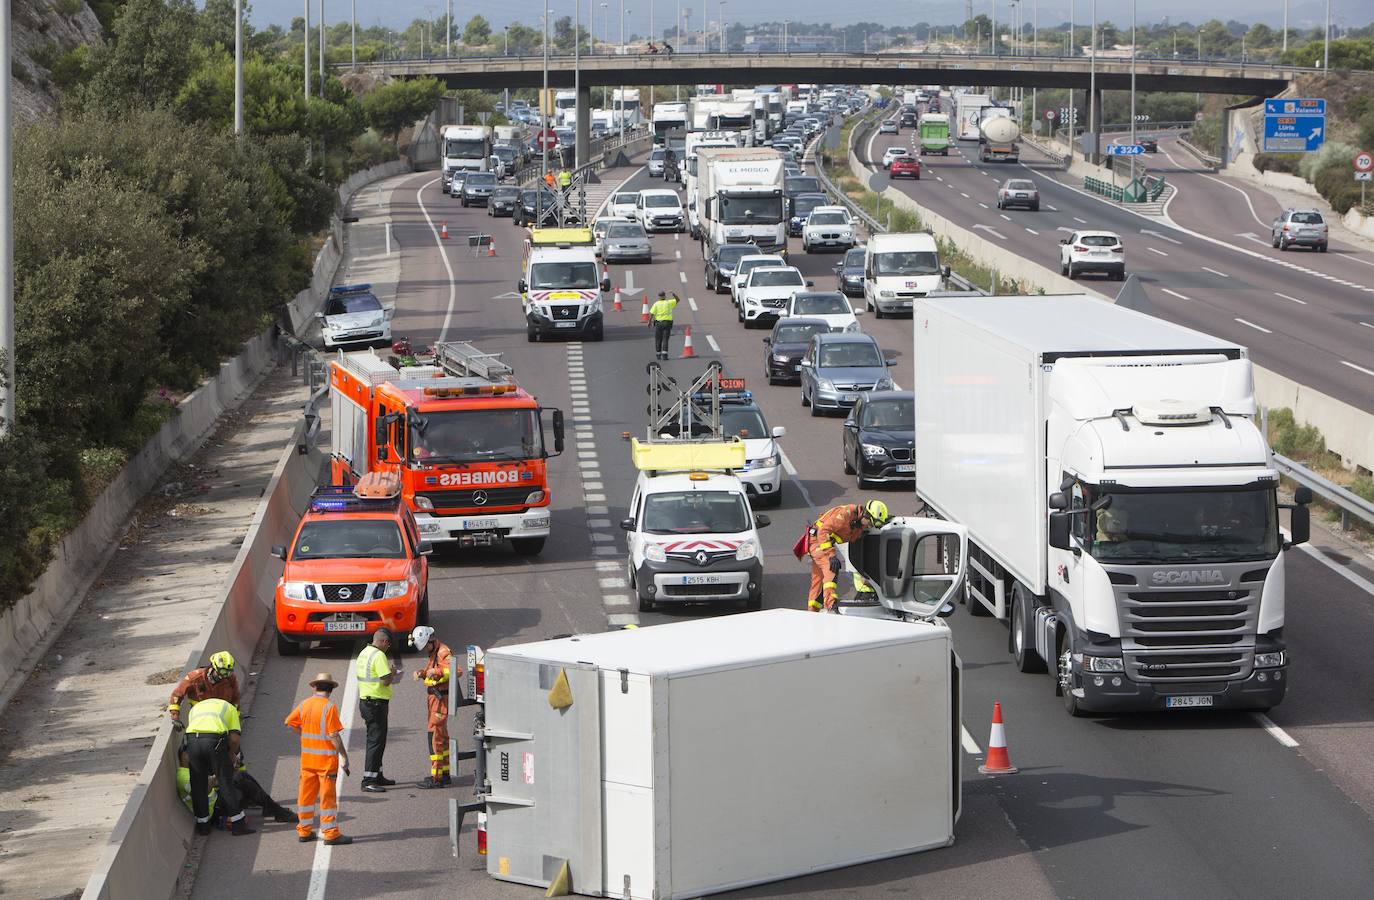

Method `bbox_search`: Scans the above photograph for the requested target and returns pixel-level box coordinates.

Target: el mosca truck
[914,295,1312,716]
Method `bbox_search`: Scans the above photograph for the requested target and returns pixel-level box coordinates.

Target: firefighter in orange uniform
[410,626,461,789]
[167,651,240,727]
[806,500,889,611]
[285,672,352,845]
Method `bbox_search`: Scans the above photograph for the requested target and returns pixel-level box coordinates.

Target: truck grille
[322,583,369,603]
[414,487,531,510]
[665,549,736,565]
[551,304,580,320]
[1110,564,1266,683]
[662,582,746,597]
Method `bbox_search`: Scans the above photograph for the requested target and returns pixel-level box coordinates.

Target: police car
[620,437,769,613]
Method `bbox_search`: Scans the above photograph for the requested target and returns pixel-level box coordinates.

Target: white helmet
[409,626,435,651]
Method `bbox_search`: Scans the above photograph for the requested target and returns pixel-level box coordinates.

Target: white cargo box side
[484,610,958,899]
[915,301,1046,592]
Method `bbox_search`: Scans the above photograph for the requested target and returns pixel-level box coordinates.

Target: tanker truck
[978,109,1020,163]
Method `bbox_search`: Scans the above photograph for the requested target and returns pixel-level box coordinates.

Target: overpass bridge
[354,50,1296,96]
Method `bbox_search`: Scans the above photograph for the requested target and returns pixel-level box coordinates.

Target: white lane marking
[935,175,943,181]
[1202,266,1229,278]
[780,449,798,476]
[590,533,615,544]
[587,505,609,516]
[584,481,604,491]
[604,595,632,607]
[416,178,459,343]
[588,518,612,528]
[1160,288,1191,301]
[1362,321,1374,329]
[1252,713,1300,748]
[978,202,989,209]
[1147,247,1169,257]
[675,250,682,260]
[960,192,970,198]
[1025,228,1039,235]
[999,214,1011,222]
[625,270,636,291]
[1299,543,1374,597]
[688,297,698,311]
[599,577,628,590]
[1276,292,1307,305]
[306,655,361,900]
[1194,170,1271,230]
[1342,360,1374,378]
[679,271,688,284]
[1234,318,1272,334]
[674,231,680,241]
[706,334,721,352]
[592,544,618,556]
[585,492,607,502]
[961,724,982,755]
[1045,204,1058,211]
[607,613,640,627]
[1073,216,1087,224]
[595,560,620,572]
[1141,229,1185,245]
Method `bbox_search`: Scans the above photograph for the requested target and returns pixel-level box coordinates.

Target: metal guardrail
[1272,452,1374,532]
[1176,132,1222,168]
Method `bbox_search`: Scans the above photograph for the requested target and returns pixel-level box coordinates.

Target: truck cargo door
[482,660,604,892]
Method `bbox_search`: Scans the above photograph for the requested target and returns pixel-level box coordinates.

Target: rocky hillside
[9,0,104,120]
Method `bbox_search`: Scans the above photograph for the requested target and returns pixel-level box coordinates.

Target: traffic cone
[612,287,623,312]
[487,239,497,257]
[680,325,696,358]
[978,701,1019,775]
[640,295,651,323]
[440,221,449,240]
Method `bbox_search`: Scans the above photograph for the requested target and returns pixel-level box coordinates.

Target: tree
[84,0,199,110]
[463,15,491,46]
[963,14,991,44]
[198,0,254,49]
[362,77,443,141]
[505,24,541,54]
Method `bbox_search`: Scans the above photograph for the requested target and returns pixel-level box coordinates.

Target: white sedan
[607,191,640,218]
[881,146,910,169]
[785,290,861,333]
[801,207,856,253]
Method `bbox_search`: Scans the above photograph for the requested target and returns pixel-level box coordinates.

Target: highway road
[862,114,1374,412]
[186,147,1374,899]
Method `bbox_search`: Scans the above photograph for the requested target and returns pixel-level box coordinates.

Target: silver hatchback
[1271,208,1328,252]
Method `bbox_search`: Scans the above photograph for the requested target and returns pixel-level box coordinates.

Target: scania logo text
[1151,570,1226,585]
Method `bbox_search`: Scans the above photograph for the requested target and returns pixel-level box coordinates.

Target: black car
[833,246,865,297]
[514,189,575,227]
[842,391,916,487]
[899,112,918,129]
[705,242,761,294]
[784,175,823,216]
[1140,138,1159,153]
[488,185,521,217]
[787,193,829,237]
[762,317,830,384]
[460,171,498,207]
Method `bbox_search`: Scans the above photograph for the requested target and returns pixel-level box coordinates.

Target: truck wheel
[1010,586,1046,673]
[417,591,431,626]
[512,537,545,557]
[276,629,300,656]
[1058,631,1089,717]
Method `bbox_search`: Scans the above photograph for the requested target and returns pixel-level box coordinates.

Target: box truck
[953,93,992,140]
[914,295,1311,716]
[695,146,787,257]
[465,610,963,897]
[918,112,951,155]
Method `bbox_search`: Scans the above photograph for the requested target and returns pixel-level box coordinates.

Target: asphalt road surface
[186,152,1374,900]
[862,114,1374,412]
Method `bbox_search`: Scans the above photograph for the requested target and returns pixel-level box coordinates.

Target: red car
[890,157,921,180]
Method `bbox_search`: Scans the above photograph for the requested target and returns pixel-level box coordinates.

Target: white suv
[1059,230,1126,281]
[737,266,809,329]
[622,469,768,612]
[801,206,856,253]
[731,253,787,307]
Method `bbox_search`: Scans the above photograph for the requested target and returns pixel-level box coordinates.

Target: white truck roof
[867,231,937,251]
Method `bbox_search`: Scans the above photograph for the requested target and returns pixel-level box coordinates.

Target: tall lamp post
[1129,0,1136,147]
[717,0,725,53]
[0,0,13,432]
[304,0,311,100]
[234,0,244,134]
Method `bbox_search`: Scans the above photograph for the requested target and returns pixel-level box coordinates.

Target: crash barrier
[0,329,282,714]
[82,424,328,900]
[285,158,415,336]
[843,121,1374,475]
[1084,176,1126,201]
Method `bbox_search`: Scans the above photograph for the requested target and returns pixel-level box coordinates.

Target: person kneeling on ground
[176,749,298,829]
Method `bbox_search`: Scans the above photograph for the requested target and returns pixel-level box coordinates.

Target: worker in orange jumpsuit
[410,626,461,789]
[807,500,889,611]
[285,672,352,845]
[167,651,240,728]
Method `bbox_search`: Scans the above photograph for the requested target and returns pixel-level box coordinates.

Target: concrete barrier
[846,135,1374,472]
[81,428,327,900]
[0,330,280,712]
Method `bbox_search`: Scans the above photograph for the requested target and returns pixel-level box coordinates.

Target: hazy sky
[245,0,1364,35]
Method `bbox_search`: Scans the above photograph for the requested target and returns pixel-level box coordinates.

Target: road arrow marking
[1140,228,1183,245]
[972,224,1007,240]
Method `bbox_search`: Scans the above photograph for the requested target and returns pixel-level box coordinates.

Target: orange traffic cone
[978,701,1019,775]
[680,325,696,358]
[640,295,651,323]
[440,221,449,240]
[612,287,623,312]
[487,239,497,257]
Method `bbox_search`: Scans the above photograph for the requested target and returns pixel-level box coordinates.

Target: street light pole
[718,0,724,53]
[0,0,13,433]
[446,0,451,58]
[318,0,325,88]
[1324,0,1330,69]
[1130,0,1136,146]
[1282,0,1288,53]
[351,0,357,66]
[304,0,311,100]
[234,0,244,135]
[1088,0,1096,162]
[619,1,627,146]
[542,0,550,192]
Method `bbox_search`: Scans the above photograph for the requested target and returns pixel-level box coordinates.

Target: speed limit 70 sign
[1046,109,1057,120]
[1356,151,1374,173]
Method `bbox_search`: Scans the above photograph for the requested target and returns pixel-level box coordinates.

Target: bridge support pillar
[576,85,592,170]
[1219,107,1233,171]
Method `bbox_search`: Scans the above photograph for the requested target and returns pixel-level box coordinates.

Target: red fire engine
[327,342,564,555]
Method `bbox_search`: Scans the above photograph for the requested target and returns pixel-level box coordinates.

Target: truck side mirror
[754,514,771,529]
[601,278,612,293]
[517,279,528,293]
[1048,512,1072,551]
[374,419,390,462]
[1048,491,1068,510]
[551,408,565,455]
[941,265,951,279]
[620,517,635,531]
[418,541,435,556]
[270,545,287,560]
[1288,505,1310,547]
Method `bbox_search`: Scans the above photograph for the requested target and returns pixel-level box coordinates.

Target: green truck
[918,113,950,156]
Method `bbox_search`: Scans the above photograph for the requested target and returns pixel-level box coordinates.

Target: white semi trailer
[914,295,1311,716]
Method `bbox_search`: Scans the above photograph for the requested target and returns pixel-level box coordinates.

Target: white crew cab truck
[863,231,942,317]
[915,295,1311,716]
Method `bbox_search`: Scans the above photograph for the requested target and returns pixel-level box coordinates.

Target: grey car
[799,332,895,416]
[601,221,652,263]
[1271,208,1328,252]
[460,171,498,207]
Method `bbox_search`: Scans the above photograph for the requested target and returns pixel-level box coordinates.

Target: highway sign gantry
[1263,97,1326,153]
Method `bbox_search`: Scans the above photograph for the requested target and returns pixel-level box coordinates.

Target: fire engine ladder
[430,341,514,383]
[645,360,724,442]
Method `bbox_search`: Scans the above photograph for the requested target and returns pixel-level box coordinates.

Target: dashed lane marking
[1025,228,1039,235]
[706,334,722,352]
[595,560,620,572]
[1160,288,1191,301]
[1147,247,1169,256]
[961,725,982,755]
[1073,216,1087,224]
[1253,713,1300,749]
[679,271,688,284]
[688,297,698,311]
[1342,361,1374,378]
[1235,318,1272,334]
[1202,266,1229,278]
[1277,292,1307,305]
[607,613,640,627]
